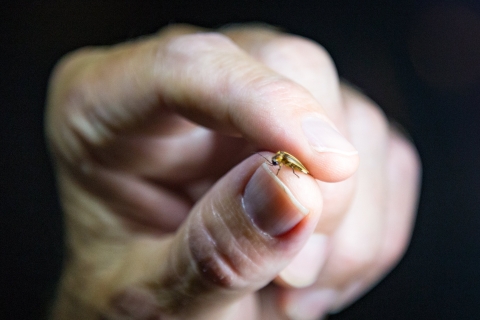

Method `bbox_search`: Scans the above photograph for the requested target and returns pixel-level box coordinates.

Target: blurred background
[1,1,479,318]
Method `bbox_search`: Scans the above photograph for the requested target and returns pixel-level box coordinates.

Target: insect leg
[292,167,299,178]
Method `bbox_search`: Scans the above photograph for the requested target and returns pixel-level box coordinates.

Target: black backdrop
[2,1,479,319]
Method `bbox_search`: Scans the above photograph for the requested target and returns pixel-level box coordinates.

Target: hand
[46,24,420,320]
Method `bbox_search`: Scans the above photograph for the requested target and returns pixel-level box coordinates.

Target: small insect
[258,151,309,178]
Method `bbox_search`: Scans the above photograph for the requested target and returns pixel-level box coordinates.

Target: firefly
[258,151,309,178]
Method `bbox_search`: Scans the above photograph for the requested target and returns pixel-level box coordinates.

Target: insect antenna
[256,152,275,166]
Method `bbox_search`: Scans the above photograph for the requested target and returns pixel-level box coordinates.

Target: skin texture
[46,24,421,320]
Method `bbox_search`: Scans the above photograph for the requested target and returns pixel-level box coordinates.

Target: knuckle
[49,48,94,104]
[187,218,259,290]
[348,96,389,142]
[248,75,310,113]
[190,249,240,290]
[254,76,300,99]
[256,35,344,119]
[50,49,86,85]
[260,35,335,71]
[46,47,105,153]
[49,47,108,118]
[163,32,236,59]
[48,45,135,160]
[362,103,389,137]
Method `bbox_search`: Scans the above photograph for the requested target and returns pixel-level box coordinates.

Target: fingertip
[244,162,310,236]
[243,156,323,237]
[308,152,359,182]
[300,115,359,182]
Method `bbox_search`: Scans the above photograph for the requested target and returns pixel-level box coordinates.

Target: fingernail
[243,163,309,236]
[279,233,328,288]
[286,288,338,320]
[302,115,357,156]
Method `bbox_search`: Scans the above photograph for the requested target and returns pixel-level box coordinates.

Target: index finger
[48,25,358,181]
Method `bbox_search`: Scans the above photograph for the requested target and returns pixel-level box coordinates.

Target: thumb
[109,155,322,319]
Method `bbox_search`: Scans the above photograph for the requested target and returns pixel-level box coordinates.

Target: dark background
[1,1,479,319]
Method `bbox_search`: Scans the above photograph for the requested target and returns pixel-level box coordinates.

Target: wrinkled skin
[46,24,421,320]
